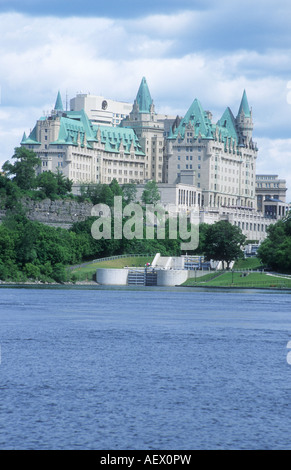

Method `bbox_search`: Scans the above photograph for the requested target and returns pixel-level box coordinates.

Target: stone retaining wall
[0,198,93,228]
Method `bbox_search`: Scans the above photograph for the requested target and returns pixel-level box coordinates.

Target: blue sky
[1,0,291,199]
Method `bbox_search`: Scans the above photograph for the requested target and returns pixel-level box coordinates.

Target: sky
[1,0,291,201]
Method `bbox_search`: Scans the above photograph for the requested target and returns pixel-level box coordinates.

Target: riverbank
[182,270,291,290]
[0,279,98,287]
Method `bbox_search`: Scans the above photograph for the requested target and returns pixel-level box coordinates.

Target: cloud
[0,7,290,197]
[256,138,291,203]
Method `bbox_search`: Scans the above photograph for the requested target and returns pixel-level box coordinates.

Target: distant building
[256,174,289,219]
[135,171,202,217]
[70,93,133,127]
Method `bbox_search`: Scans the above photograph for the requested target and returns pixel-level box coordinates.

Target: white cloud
[0,10,290,199]
[123,10,202,38]
[256,137,291,203]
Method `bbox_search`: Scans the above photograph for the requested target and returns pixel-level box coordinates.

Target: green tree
[203,220,246,269]
[36,171,58,199]
[2,147,40,190]
[55,171,73,196]
[0,174,23,209]
[257,215,291,273]
[141,180,160,205]
[109,178,123,197]
[122,183,137,205]
[36,170,73,200]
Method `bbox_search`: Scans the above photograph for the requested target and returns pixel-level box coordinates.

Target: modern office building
[70,93,133,127]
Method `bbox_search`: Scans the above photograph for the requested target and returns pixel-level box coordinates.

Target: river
[0,286,291,450]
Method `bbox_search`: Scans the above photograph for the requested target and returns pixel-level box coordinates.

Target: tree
[122,183,137,205]
[0,174,22,209]
[2,147,40,190]
[203,220,246,269]
[36,170,72,199]
[141,180,160,205]
[55,171,73,196]
[36,171,58,199]
[109,178,123,197]
[257,215,291,273]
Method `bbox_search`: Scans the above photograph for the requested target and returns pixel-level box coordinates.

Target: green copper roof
[93,125,145,155]
[169,98,240,148]
[23,105,144,155]
[50,110,97,147]
[54,91,64,111]
[217,107,238,142]
[21,132,27,144]
[21,125,41,145]
[170,98,214,140]
[237,90,251,118]
[135,77,153,113]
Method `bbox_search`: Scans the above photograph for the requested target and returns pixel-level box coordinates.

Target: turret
[236,90,253,145]
[53,91,64,116]
[131,77,155,119]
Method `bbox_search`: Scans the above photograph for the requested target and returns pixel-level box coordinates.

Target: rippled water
[0,286,291,450]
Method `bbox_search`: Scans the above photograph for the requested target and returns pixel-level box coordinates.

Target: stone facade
[166,93,257,210]
[21,95,145,186]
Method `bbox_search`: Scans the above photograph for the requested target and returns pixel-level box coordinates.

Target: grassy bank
[69,256,154,282]
[183,271,291,289]
[233,257,263,270]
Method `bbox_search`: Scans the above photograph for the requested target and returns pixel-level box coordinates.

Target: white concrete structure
[95,253,213,287]
[96,268,129,286]
[70,93,133,127]
[156,270,189,286]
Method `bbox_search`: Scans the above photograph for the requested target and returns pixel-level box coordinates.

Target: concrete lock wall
[157,270,189,286]
[96,268,129,285]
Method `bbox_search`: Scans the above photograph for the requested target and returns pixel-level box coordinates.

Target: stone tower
[235,89,254,146]
[121,77,164,182]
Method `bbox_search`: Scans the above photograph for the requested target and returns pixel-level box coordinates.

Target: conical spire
[237,90,251,118]
[135,77,153,113]
[54,91,64,111]
[21,131,27,144]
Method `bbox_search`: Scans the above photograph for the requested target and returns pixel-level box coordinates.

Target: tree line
[257,213,291,273]
[1,146,289,282]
